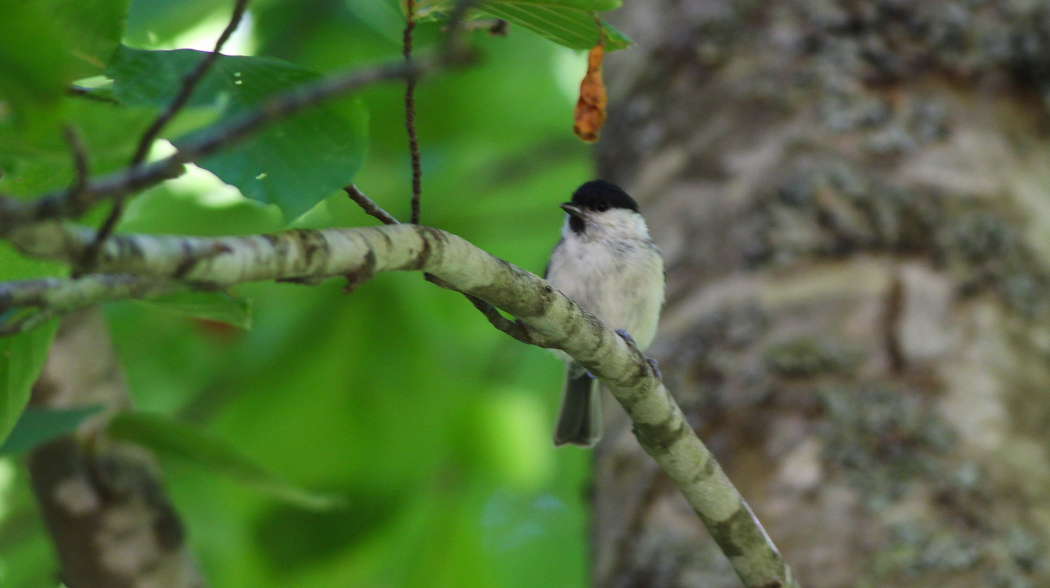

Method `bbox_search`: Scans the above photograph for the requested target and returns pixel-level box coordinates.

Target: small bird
[545,180,665,447]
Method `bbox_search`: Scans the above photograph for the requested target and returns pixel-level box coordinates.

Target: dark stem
[404,0,423,225]
[130,0,251,168]
[344,184,400,225]
[82,0,252,275]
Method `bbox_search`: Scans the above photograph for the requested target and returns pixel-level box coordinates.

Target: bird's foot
[615,329,637,347]
[647,357,662,381]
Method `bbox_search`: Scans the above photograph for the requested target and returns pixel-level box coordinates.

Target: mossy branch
[1,221,798,588]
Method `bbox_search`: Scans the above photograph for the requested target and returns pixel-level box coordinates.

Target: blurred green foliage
[0,0,599,587]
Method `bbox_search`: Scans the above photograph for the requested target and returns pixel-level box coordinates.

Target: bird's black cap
[570,179,639,213]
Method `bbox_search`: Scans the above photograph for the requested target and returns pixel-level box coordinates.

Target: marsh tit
[545,180,665,447]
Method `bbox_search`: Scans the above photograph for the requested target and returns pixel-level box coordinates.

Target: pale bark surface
[594,1,1050,587]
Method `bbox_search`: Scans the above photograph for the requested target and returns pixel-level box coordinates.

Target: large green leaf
[0,245,63,449]
[416,0,631,50]
[106,46,370,221]
[0,405,104,455]
[108,411,344,509]
[0,323,60,450]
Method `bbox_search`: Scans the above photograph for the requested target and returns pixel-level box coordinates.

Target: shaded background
[0,1,599,587]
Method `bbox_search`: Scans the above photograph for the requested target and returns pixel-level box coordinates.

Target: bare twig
[463,293,548,345]
[404,0,423,225]
[343,184,533,345]
[84,0,252,273]
[344,184,400,225]
[130,0,251,168]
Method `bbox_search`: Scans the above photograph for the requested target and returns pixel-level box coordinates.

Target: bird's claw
[615,329,636,347]
[647,357,662,381]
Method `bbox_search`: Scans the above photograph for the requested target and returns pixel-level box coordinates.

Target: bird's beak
[560,202,584,218]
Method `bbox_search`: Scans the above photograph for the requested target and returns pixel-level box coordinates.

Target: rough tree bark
[594,1,1050,587]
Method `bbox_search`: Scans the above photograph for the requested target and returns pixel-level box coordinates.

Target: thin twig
[62,126,90,197]
[463,293,546,346]
[404,0,423,224]
[344,184,400,225]
[83,0,252,273]
[344,184,535,340]
[130,0,251,167]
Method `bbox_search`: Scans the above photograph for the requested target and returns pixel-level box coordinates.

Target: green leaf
[108,412,344,510]
[0,323,60,450]
[134,291,253,329]
[42,0,132,79]
[105,46,370,221]
[0,405,105,455]
[0,244,63,449]
[0,1,73,125]
[415,0,631,50]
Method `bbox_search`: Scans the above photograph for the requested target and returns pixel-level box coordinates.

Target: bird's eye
[595,203,608,212]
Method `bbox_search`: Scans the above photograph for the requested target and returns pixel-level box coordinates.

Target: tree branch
[344,184,400,225]
[129,0,251,168]
[341,184,539,344]
[3,221,797,587]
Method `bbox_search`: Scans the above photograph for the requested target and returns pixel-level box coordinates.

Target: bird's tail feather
[553,363,601,447]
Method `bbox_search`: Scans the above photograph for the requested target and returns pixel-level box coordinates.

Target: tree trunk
[27,309,205,588]
[594,2,1050,587]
